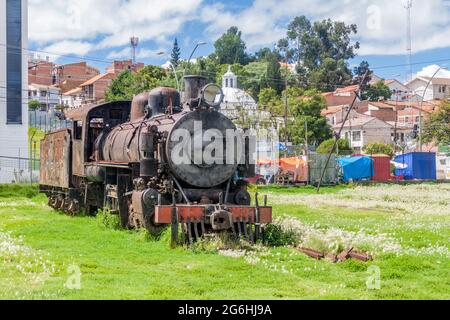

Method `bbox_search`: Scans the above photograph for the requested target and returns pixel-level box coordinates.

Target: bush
[263,224,298,247]
[363,142,394,157]
[96,209,121,230]
[317,138,353,155]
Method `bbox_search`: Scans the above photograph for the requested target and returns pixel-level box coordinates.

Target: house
[61,87,84,109]
[54,61,100,85]
[333,113,393,153]
[28,83,61,111]
[322,85,360,107]
[407,76,450,101]
[106,60,144,75]
[28,56,54,86]
[356,101,397,122]
[369,75,411,101]
[79,73,115,104]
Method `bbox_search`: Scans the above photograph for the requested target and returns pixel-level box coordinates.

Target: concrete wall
[0,0,29,183]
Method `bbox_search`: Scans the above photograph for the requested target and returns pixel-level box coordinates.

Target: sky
[27,0,450,82]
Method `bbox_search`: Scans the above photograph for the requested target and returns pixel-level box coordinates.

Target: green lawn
[0,184,449,300]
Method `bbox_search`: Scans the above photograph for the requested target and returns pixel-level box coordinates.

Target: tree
[214,27,250,65]
[423,101,450,145]
[353,60,372,89]
[105,66,168,102]
[278,16,359,91]
[263,52,283,94]
[308,57,353,92]
[170,38,181,68]
[363,80,392,101]
[363,142,394,157]
[287,89,332,146]
[28,100,41,111]
[317,138,353,155]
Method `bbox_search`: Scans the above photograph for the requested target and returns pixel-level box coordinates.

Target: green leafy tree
[308,58,353,92]
[28,99,41,111]
[214,27,250,65]
[278,16,359,91]
[353,60,372,89]
[263,52,283,94]
[317,138,353,155]
[105,66,169,102]
[363,80,392,101]
[423,101,450,145]
[258,87,283,115]
[363,142,394,157]
[170,38,181,68]
[287,89,332,145]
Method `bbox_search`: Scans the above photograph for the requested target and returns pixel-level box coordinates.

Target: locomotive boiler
[39,76,272,244]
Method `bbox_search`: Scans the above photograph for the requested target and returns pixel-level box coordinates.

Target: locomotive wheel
[143,209,167,236]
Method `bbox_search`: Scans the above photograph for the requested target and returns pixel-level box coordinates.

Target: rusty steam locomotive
[39,76,272,244]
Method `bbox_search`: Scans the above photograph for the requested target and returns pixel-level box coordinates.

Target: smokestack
[183,76,207,103]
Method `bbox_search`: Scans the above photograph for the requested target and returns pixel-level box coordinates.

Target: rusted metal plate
[40,129,71,188]
[154,205,272,225]
[72,140,84,176]
[299,248,324,260]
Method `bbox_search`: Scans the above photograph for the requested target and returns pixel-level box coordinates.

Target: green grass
[0,184,448,300]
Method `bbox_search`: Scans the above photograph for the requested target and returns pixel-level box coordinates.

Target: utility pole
[283,51,289,157]
[305,120,308,157]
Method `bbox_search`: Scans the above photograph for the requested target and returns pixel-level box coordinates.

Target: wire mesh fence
[0,156,40,184]
[28,111,72,133]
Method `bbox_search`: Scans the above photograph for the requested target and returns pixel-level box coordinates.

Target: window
[225,79,229,87]
[230,79,234,88]
[352,131,361,142]
[6,0,23,124]
[40,91,47,97]
[74,121,83,140]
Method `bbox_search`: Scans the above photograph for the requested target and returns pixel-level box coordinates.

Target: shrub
[363,142,394,157]
[263,224,298,247]
[96,209,121,230]
[317,138,353,155]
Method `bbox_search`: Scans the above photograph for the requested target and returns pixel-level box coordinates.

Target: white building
[61,87,84,109]
[406,65,450,101]
[0,0,29,183]
[220,66,258,120]
[28,83,61,111]
[407,76,450,101]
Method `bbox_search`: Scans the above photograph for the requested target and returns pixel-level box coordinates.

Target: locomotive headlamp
[200,84,224,109]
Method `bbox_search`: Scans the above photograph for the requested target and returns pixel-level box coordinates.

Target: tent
[279,157,308,182]
[337,156,374,182]
[395,152,436,180]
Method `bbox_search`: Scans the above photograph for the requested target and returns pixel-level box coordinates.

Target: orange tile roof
[80,73,115,87]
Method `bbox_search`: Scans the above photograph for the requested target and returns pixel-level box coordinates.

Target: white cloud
[417,64,450,78]
[29,0,450,59]
[200,0,450,55]
[29,0,203,54]
[40,40,94,61]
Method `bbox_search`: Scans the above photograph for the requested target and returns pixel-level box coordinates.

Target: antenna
[404,0,413,82]
[130,36,139,65]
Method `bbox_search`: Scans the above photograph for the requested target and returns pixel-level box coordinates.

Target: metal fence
[0,156,40,184]
[29,111,72,133]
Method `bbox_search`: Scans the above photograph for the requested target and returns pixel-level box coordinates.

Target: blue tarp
[395,152,436,180]
[337,156,374,182]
